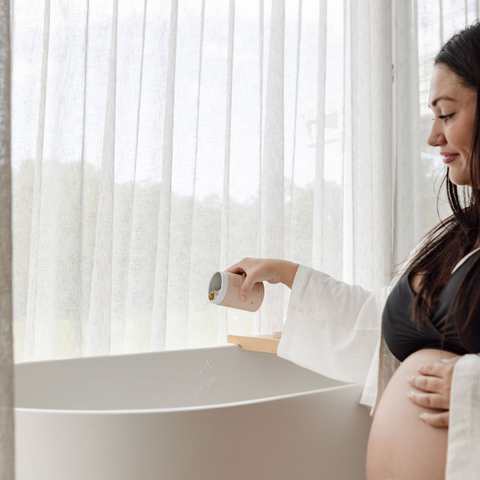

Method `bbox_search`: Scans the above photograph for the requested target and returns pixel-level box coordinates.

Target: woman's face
[428,64,477,186]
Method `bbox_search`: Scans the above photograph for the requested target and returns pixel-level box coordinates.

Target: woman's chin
[449,179,472,186]
[447,165,472,186]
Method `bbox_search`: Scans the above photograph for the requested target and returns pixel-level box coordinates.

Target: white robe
[277,246,480,479]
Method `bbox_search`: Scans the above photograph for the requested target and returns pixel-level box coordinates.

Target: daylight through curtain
[10,0,468,362]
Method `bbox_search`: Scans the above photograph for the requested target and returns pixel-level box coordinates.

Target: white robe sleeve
[278,239,426,407]
[446,354,480,480]
[277,264,397,385]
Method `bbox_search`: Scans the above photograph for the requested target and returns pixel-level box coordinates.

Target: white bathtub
[14,345,372,480]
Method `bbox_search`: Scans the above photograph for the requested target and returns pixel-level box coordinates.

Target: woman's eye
[431,113,454,122]
[440,113,454,121]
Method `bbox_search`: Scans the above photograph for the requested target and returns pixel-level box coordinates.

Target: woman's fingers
[407,374,446,394]
[407,356,461,418]
[419,411,449,428]
[417,358,458,378]
[224,258,295,301]
[224,258,276,301]
[240,270,261,298]
[417,362,446,377]
[407,391,449,410]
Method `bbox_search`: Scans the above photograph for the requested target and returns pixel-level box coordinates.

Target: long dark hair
[403,21,480,352]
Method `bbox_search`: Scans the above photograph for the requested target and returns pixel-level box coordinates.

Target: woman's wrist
[277,260,299,289]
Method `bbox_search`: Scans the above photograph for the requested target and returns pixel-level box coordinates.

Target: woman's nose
[427,122,446,147]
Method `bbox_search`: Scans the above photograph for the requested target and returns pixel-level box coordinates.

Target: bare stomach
[366,348,461,480]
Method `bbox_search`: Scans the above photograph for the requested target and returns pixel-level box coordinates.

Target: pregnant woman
[226,22,480,479]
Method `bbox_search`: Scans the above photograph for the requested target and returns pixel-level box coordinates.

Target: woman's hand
[225,258,299,302]
[406,356,461,428]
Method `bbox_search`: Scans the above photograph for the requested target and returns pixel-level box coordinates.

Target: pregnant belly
[366,348,460,480]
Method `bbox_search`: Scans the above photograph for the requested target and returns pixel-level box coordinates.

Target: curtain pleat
[286,0,301,256]
[217,0,235,342]
[123,0,150,354]
[439,0,444,45]
[184,0,206,346]
[260,0,285,334]
[352,0,374,289]
[312,0,327,272]
[370,0,393,289]
[343,0,354,283]
[87,0,118,356]
[23,0,51,362]
[152,0,177,351]
[74,0,90,360]
[394,0,422,268]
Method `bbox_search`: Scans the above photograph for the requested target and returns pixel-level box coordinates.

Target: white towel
[446,354,480,479]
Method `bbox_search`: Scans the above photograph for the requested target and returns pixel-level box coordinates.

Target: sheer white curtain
[9,0,469,365]
[11,0,394,362]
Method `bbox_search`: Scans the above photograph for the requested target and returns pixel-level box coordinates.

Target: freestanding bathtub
[14,345,372,480]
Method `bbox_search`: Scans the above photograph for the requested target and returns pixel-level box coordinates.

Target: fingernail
[417,364,423,371]
[241,295,247,302]
[406,391,414,398]
[408,375,415,382]
[420,413,427,420]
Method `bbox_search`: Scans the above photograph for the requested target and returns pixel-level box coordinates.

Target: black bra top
[382,249,480,362]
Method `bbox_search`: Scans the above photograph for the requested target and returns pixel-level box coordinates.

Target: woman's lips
[442,154,459,164]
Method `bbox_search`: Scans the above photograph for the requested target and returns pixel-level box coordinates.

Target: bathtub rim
[15,382,366,415]
[14,344,367,416]
[15,343,240,367]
